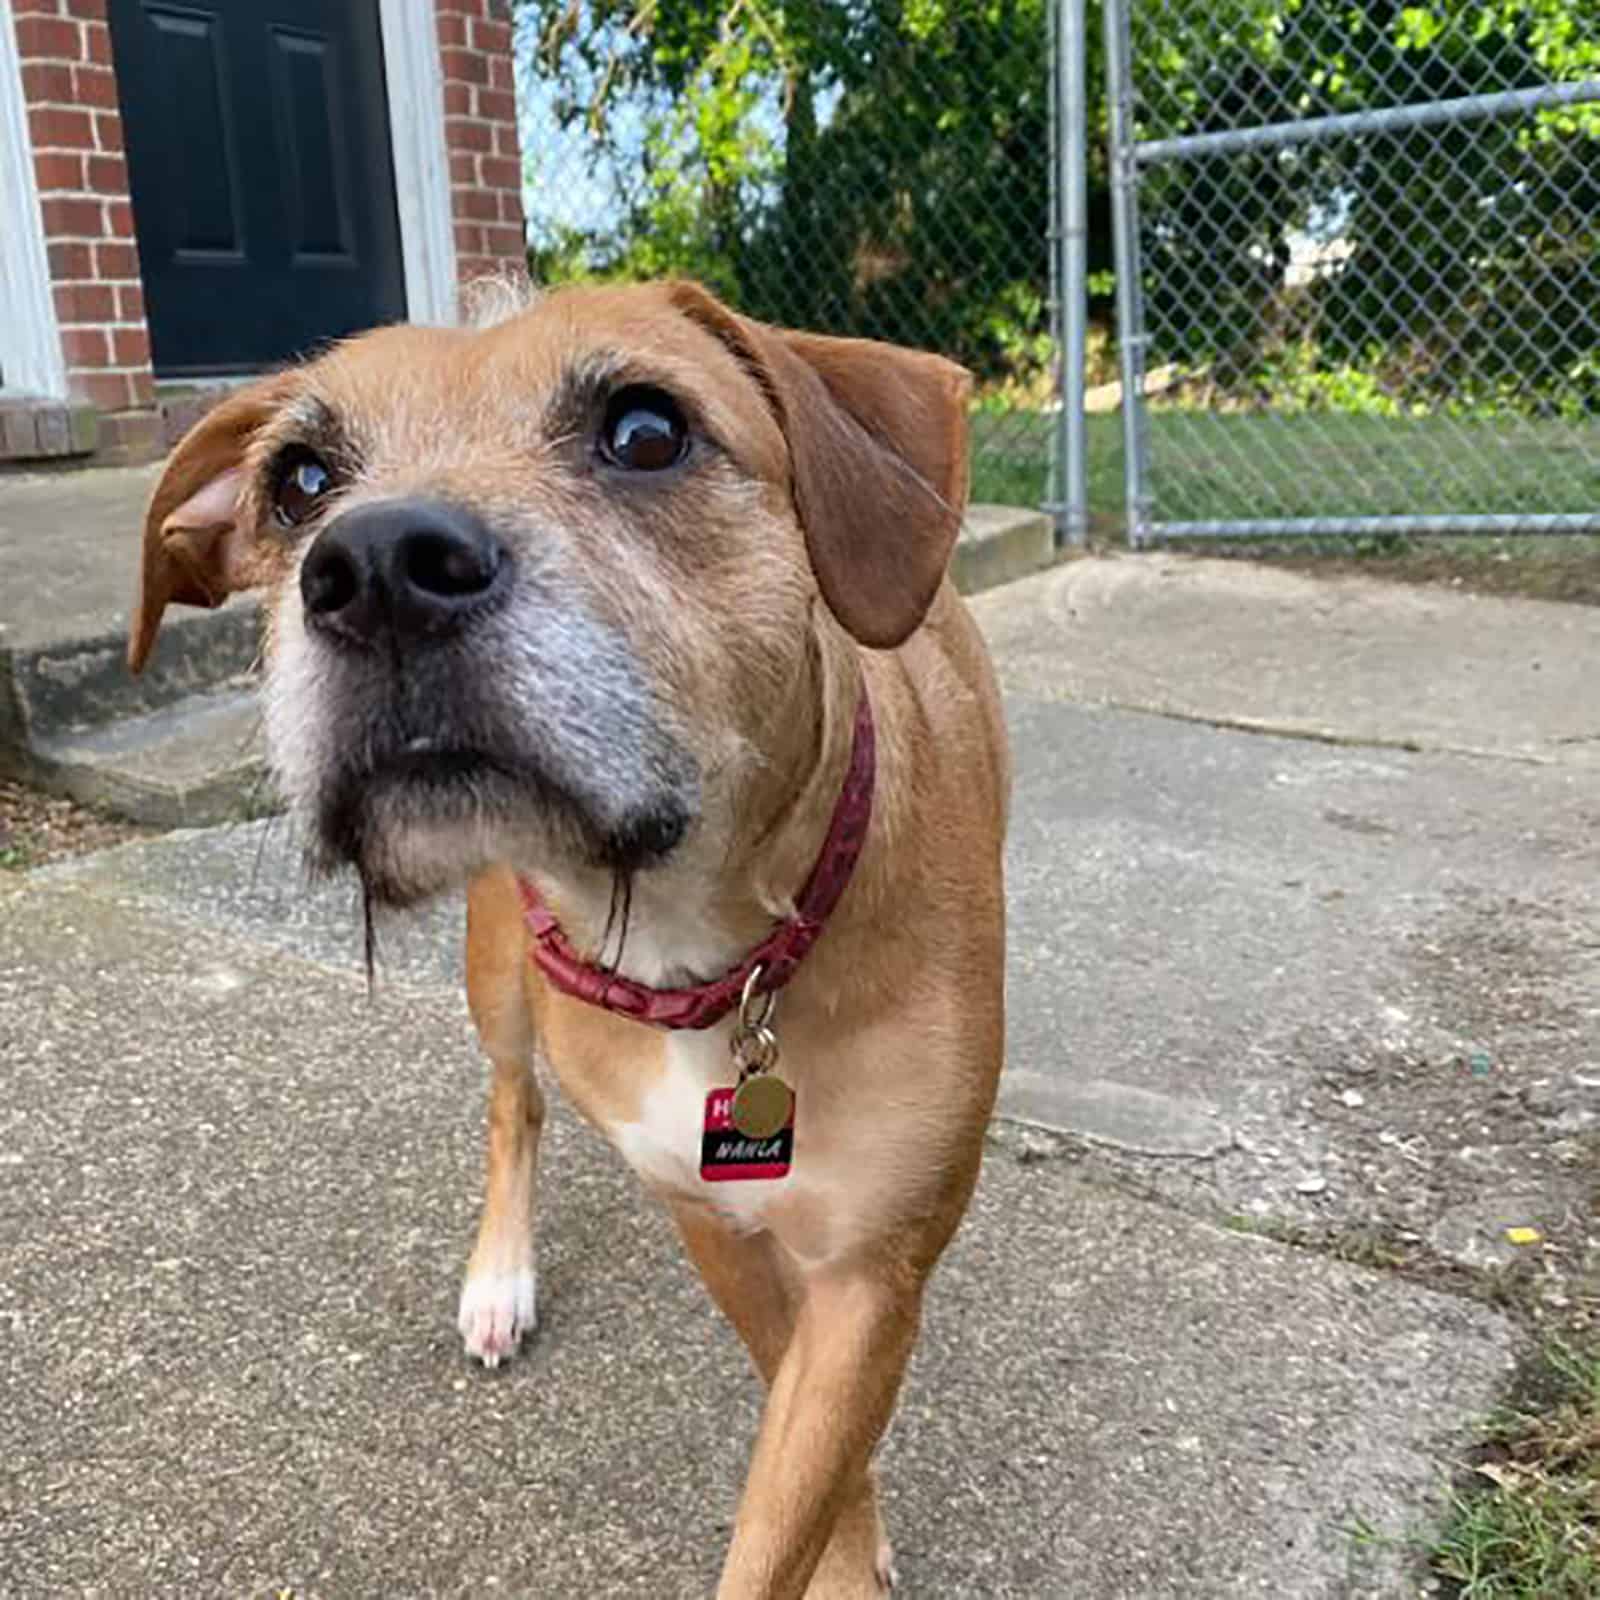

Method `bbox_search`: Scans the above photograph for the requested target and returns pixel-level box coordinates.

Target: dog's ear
[668,282,972,649]
[128,373,297,673]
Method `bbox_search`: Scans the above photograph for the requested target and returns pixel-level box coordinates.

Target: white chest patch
[610,1026,792,1231]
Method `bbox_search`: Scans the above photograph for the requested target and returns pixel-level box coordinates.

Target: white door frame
[379,0,458,326]
[0,0,67,398]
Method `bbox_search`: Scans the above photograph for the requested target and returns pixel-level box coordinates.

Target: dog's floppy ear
[128,373,297,673]
[668,282,972,649]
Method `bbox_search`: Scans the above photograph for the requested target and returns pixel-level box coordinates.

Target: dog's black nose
[300,499,509,643]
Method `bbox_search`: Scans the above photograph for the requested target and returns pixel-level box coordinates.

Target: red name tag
[700,1088,794,1182]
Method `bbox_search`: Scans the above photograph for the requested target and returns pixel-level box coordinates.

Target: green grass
[969,407,1600,603]
[969,408,1600,526]
[1428,1344,1600,1598]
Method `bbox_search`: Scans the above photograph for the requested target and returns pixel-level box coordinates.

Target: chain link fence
[510,3,1600,547]
[513,0,1061,520]
[1104,0,1600,545]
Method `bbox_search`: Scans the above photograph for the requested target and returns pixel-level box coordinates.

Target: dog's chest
[609,1027,791,1231]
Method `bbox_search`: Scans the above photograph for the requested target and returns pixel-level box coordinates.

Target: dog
[128,281,1009,1598]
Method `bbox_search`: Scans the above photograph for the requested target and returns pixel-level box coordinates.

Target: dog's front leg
[458,867,545,1366]
[718,1263,921,1600]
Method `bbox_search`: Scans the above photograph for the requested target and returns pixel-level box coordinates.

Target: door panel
[109,0,406,377]
[147,9,242,260]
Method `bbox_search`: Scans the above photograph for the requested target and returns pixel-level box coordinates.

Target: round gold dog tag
[730,1075,793,1140]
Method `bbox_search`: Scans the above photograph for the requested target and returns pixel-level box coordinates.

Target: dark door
[108,0,407,376]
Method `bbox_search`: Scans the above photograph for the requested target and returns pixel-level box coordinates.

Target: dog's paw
[875,1533,897,1592]
[457,1265,537,1368]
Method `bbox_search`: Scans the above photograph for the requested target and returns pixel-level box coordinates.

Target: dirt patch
[993,886,1600,1331]
[0,778,152,871]
[1153,534,1600,608]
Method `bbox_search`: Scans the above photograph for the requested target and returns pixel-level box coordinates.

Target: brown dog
[129,281,1009,1598]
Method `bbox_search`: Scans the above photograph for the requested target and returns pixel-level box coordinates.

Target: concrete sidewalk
[6,551,1598,1596]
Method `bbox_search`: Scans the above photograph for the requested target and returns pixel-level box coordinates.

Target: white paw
[457,1265,537,1368]
[875,1536,897,1593]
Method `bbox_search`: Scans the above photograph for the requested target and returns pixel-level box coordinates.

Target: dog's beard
[264,583,698,911]
[308,749,690,912]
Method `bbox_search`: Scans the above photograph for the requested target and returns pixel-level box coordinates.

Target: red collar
[518,688,876,1030]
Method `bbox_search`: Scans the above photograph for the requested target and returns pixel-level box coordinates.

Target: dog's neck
[520,620,872,995]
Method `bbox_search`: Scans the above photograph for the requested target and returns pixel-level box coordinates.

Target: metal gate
[1101,0,1600,547]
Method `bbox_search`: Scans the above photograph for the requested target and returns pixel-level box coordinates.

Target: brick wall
[14,0,153,413]
[436,0,527,297]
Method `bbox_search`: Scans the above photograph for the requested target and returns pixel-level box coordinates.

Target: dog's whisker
[248,802,280,893]
[359,874,379,996]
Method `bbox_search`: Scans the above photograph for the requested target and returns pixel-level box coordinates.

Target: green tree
[518,0,1083,385]
[1136,0,1600,412]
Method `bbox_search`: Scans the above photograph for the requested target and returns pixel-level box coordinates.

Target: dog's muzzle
[276,494,699,899]
[301,498,511,647]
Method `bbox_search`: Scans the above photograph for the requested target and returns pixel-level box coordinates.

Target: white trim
[379,0,458,325]
[0,0,67,398]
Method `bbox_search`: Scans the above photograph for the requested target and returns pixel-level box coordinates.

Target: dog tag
[731,1073,793,1140]
[701,1087,794,1183]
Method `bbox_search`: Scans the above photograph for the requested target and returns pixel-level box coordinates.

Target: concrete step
[1,600,260,742]
[953,504,1055,595]
[0,499,1056,826]
[27,683,273,828]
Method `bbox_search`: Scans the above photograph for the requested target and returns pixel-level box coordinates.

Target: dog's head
[130,282,970,907]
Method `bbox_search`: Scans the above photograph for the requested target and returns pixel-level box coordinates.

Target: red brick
[456,258,498,290]
[128,369,156,407]
[86,153,126,194]
[65,0,108,17]
[40,194,104,236]
[76,369,135,409]
[15,14,82,58]
[443,81,472,116]
[105,197,133,236]
[435,0,485,15]
[449,152,477,185]
[111,326,150,366]
[85,21,111,65]
[53,281,115,322]
[483,223,524,258]
[456,187,499,222]
[94,112,123,152]
[116,283,145,322]
[33,150,84,190]
[47,238,92,278]
[436,13,467,47]
[440,47,488,86]
[488,52,514,91]
[470,17,510,52]
[21,60,75,103]
[445,117,492,152]
[73,64,118,108]
[499,189,524,224]
[93,239,138,277]
[30,105,93,155]
[494,120,519,157]
[453,222,485,256]
[479,155,519,190]
[14,0,65,16]
[61,325,109,366]
[476,88,515,124]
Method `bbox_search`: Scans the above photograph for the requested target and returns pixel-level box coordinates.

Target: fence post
[1101,0,1150,547]
[1050,0,1089,547]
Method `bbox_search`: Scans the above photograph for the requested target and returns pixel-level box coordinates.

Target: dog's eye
[272,449,335,527]
[601,387,688,472]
